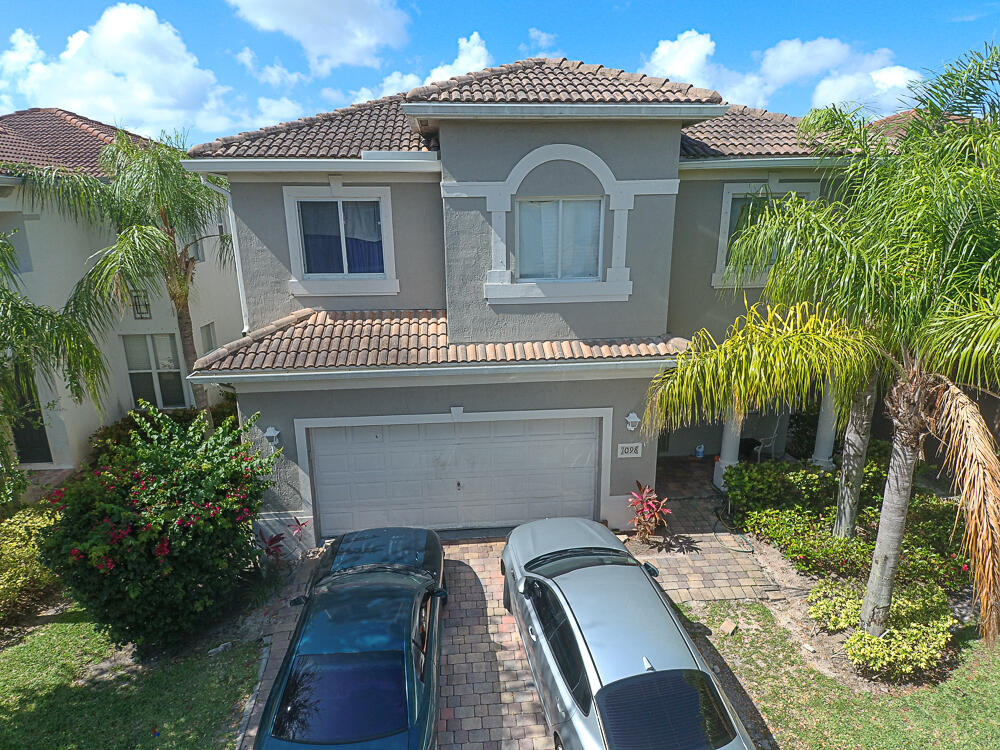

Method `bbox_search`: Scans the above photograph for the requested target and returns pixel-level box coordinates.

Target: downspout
[200,175,250,335]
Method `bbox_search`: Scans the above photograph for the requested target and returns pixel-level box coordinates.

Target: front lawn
[0,605,258,750]
[684,600,1000,750]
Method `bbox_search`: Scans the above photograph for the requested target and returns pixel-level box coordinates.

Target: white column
[485,210,512,284]
[812,383,837,469]
[713,411,742,490]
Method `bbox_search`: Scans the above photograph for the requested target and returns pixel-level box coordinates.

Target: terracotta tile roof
[681,105,808,159]
[186,96,437,159]
[0,108,141,175]
[193,309,688,373]
[187,58,721,159]
[404,58,722,104]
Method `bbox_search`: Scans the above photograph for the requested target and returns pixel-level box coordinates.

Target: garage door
[309,417,599,535]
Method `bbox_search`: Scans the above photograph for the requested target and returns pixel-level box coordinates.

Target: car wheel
[503,576,512,613]
[554,734,564,750]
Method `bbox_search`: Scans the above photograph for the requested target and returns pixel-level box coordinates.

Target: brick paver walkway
[438,540,549,750]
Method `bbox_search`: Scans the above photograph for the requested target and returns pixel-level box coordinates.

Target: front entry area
[307,415,601,536]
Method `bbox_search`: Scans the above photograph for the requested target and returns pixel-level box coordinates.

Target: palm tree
[645,46,1000,643]
[2,132,231,412]
[0,232,104,503]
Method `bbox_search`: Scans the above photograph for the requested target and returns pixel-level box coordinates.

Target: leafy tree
[2,132,231,413]
[645,46,1000,642]
[0,233,104,504]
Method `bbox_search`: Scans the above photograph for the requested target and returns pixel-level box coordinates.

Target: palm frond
[920,294,1000,389]
[930,380,1000,644]
[0,232,21,289]
[643,303,881,437]
[1,162,112,226]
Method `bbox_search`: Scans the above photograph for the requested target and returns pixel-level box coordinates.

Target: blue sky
[0,1,994,146]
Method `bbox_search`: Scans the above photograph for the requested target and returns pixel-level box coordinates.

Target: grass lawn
[0,605,258,750]
[686,600,1000,750]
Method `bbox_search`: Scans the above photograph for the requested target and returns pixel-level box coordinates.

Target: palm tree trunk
[175,299,210,413]
[859,427,919,636]
[833,374,877,537]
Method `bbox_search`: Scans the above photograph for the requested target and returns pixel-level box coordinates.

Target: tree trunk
[175,298,210,414]
[859,428,919,636]
[833,374,877,538]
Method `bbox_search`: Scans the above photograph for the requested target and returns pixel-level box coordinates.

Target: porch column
[812,382,837,469]
[713,411,742,490]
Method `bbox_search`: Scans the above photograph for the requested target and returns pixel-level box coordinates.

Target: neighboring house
[183,58,827,545]
[0,108,243,469]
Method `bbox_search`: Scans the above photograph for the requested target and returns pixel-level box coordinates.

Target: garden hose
[712,504,755,554]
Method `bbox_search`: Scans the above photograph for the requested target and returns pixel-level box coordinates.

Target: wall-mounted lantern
[625,412,641,431]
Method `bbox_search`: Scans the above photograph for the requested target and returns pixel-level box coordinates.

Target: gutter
[187,357,678,385]
[200,176,250,334]
[182,156,441,174]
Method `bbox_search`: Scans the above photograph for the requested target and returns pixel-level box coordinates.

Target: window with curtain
[517,198,602,280]
[299,200,385,276]
[123,334,186,409]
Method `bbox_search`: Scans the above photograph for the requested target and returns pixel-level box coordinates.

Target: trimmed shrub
[0,503,59,621]
[41,403,274,649]
[808,580,956,680]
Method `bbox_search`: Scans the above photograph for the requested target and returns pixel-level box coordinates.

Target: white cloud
[641,29,919,114]
[0,4,300,139]
[320,87,348,106]
[350,31,492,105]
[226,0,409,76]
[235,46,306,88]
[255,96,304,123]
[518,27,561,58]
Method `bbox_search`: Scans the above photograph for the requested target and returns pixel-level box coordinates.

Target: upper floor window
[516,198,602,281]
[299,200,384,276]
[713,181,820,288]
[283,184,399,298]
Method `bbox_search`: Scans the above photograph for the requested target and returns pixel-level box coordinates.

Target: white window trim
[514,196,605,282]
[283,181,399,297]
[442,144,679,305]
[123,334,190,409]
[713,179,820,289]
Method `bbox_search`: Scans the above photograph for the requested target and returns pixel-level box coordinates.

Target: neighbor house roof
[192,308,688,373]
[187,58,724,159]
[0,108,139,175]
[680,106,806,159]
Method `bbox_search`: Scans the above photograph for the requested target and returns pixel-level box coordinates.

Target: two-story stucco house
[183,58,827,546]
[0,108,243,470]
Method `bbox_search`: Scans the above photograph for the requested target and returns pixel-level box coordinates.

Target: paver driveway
[438,540,550,750]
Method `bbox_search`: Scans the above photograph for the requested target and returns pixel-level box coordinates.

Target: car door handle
[557,699,566,716]
[527,626,537,642]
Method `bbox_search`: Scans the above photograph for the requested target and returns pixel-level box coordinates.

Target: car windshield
[525,547,640,578]
[271,651,408,743]
[595,669,738,750]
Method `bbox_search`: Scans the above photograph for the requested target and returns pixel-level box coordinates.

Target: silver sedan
[501,517,755,750]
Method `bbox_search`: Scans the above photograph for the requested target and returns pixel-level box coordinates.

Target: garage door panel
[311,416,600,534]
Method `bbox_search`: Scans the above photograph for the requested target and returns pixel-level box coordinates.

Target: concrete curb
[235,640,271,750]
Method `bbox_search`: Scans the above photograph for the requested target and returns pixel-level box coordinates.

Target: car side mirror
[517,577,536,598]
[431,587,447,599]
[289,595,307,606]
[643,562,660,578]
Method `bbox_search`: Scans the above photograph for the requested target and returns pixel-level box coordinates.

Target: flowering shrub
[0,503,59,621]
[808,580,956,680]
[41,403,274,648]
[628,481,670,544]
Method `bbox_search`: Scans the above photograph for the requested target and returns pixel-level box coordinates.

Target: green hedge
[808,580,956,680]
[0,504,59,622]
[41,403,273,649]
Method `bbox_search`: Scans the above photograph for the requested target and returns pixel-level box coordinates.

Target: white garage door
[309,417,599,535]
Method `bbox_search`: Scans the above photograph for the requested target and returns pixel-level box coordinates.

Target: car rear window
[595,669,737,750]
[272,650,407,743]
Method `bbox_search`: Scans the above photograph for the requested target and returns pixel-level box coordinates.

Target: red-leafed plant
[628,481,671,544]
[258,530,285,558]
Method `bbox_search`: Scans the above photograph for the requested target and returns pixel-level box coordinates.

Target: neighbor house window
[713,182,820,288]
[123,334,186,409]
[299,200,384,276]
[517,198,602,280]
[200,321,217,354]
[283,185,399,298]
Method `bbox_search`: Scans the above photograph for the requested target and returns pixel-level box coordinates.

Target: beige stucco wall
[229,178,446,330]
[0,186,241,468]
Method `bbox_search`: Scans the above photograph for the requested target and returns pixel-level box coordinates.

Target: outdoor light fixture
[263,426,281,448]
[625,412,641,431]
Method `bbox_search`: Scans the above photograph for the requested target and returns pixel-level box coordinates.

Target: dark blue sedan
[255,527,446,750]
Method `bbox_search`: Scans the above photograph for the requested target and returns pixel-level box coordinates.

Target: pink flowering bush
[41,402,274,648]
